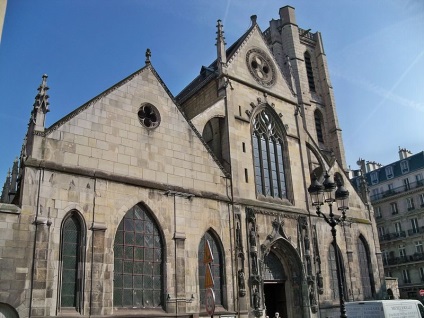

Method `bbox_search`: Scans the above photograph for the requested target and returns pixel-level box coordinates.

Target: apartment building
[352,149,424,300]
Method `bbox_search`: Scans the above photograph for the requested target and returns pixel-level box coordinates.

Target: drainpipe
[29,167,43,318]
[89,177,97,316]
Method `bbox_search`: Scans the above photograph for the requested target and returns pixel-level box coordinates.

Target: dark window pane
[61,215,81,309]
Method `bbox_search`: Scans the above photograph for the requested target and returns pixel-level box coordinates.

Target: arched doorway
[263,252,287,317]
[262,238,306,318]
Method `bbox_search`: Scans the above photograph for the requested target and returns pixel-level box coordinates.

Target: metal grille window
[252,108,287,199]
[357,237,375,299]
[198,231,224,306]
[61,214,83,310]
[113,205,163,308]
[304,51,316,92]
[314,110,324,143]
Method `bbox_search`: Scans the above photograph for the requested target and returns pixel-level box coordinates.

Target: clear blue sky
[0,0,423,180]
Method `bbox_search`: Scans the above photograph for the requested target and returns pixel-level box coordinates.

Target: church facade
[0,6,385,318]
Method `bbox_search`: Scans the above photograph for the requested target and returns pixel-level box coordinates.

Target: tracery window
[198,231,224,307]
[357,236,375,299]
[60,212,85,311]
[252,107,287,199]
[113,204,163,308]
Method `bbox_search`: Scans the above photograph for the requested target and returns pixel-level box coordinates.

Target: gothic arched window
[113,204,163,308]
[60,212,85,311]
[198,231,224,307]
[357,236,375,299]
[252,107,287,199]
[328,243,347,301]
[314,110,324,143]
[304,51,316,92]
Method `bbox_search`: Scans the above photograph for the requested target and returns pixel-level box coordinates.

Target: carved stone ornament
[246,48,276,87]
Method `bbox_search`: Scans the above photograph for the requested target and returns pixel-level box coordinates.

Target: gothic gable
[34,66,228,196]
[225,24,296,101]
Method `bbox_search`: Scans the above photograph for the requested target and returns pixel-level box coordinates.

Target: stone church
[0,6,385,318]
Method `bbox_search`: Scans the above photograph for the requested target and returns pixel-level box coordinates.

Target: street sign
[419,289,424,297]
[205,288,215,316]
[204,263,214,289]
[203,240,214,264]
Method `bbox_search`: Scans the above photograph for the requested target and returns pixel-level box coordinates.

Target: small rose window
[138,103,161,129]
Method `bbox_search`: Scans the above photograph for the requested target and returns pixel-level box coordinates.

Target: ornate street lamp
[308,172,349,318]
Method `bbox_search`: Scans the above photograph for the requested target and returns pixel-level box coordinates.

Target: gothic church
[0,6,385,318]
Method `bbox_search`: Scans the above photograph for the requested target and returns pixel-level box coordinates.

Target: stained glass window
[252,107,287,199]
[61,214,82,309]
[198,231,224,306]
[113,204,163,308]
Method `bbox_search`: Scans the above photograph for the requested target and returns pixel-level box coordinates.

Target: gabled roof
[176,24,255,104]
[39,64,176,136]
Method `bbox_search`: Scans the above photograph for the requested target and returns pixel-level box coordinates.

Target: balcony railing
[380,231,406,242]
[370,180,424,202]
[407,226,424,236]
[383,252,424,266]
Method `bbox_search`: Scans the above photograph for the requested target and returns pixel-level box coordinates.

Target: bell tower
[265,6,347,171]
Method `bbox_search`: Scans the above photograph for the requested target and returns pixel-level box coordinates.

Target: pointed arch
[314,109,324,144]
[113,203,164,309]
[202,116,226,167]
[251,105,290,200]
[59,210,86,312]
[304,51,315,92]
[328,243,347,301]
[198,229,226,308]
[262,237,306,318]
[357,235,375,299]
[0,302,18,318]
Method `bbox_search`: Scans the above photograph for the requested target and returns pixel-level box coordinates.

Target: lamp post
[308,172,349,318]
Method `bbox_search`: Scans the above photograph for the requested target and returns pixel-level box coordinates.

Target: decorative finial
[216,20,226,44]
[145,48,151,65]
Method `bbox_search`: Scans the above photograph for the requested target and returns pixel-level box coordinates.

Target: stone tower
[265,6,347,172]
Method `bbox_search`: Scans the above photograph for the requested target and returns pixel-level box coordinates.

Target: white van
[345,300,424,318]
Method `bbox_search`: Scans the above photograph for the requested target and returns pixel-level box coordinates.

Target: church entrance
[262,252,288,318]
[264,282,287,318]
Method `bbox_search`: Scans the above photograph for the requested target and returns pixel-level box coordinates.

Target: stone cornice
[23,157,231,203]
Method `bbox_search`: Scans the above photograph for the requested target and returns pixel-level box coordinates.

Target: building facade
[352,149,424,300]
[1,6,385,318]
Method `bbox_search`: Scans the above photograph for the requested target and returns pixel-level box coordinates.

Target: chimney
[398,147,412,160]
